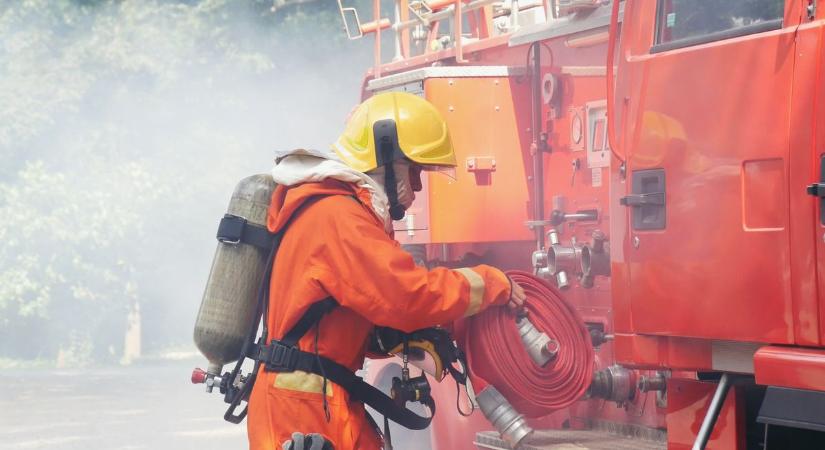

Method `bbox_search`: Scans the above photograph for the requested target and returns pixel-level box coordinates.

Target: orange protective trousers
[247,179,511,450]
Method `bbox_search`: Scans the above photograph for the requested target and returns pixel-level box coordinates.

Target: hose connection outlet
[516,315,558,367]
[580,231,611,288]
[638,371,669,408]
[638,372,667,393]
[588,365,637,406]
[477,385,534,448]
[535,229,590,290]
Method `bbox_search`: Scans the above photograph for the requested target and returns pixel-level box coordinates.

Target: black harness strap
[217,214,275,250]
[223,197,322,424]
[223,228,283,424]
[373,119,406,221]
[257,338,432,430]
[279,298,338,347]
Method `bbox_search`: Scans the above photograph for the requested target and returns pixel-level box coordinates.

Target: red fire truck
[337,0,825,449]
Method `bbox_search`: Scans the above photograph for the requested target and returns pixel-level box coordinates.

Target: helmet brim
[419,164,457,181]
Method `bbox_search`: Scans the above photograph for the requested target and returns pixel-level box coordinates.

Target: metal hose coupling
[516,315,559,367]
[477,385,534,448]
[532,229,591,290]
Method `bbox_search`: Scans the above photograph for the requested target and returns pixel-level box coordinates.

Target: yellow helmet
[332,92,456,172]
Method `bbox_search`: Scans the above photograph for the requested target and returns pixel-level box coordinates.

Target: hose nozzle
[516,316,558,367]
[477,386,534,448]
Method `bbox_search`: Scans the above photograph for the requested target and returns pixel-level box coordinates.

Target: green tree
[0,0,380,364]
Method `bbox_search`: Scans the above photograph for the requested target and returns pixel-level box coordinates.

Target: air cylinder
[193,174,275,376]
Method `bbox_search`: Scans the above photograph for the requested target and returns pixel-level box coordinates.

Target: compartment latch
[621,169,666,230]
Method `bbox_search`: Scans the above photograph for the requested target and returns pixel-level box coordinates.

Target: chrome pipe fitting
[531,249,548,269]
[577,245,591,275]
[205,362,223,393]
[580,231,611,288]
[546,242,577,275]
[477,386,534,448]
[555,270,570,290]
[534,229,598,290]
[516,315,558,367]
[638,372,667,393]
[536,266,553,281]
[588,365,637,405]
[546,230,586,290]
[547,228,561,245]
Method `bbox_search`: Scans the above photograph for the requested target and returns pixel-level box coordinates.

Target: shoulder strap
[223,193,327,424]
[223,226,283,424]
[270,196,365,346]
[216,214,275,250]
[260,194,329,343]
[280,297,338,347]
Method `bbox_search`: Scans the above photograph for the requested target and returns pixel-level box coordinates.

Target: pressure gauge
[542,73,559,104]
[571,112,583,145]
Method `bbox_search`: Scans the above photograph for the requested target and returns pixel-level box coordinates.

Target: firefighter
[247,92,526,450]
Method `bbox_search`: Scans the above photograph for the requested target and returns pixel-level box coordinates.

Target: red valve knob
[191,367,207,384]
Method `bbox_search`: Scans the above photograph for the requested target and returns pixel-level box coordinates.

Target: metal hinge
[808,0,817,20]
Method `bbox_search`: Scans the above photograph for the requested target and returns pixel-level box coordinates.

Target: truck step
[474,424,666,450]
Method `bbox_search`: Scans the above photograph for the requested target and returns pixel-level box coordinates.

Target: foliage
[0,0,376,364]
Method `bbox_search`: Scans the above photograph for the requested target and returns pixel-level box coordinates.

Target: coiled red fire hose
[460,271,594,417]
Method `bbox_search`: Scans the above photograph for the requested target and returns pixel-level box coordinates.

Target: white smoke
[0,0,376,363]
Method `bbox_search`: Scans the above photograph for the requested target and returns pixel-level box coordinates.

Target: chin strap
[381,147,406,221]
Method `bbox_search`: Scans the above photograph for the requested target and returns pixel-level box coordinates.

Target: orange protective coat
[247,179,511,450]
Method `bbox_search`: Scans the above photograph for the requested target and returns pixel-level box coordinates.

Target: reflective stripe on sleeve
[455,267,486,317]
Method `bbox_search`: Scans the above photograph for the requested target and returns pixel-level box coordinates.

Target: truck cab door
[614,0,803,343]
[814,152,825,343]
[805,5,825,345]
[788,3,825,346]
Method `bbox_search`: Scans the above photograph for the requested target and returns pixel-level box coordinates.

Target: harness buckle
[217,214,247,245]
[260,341,300,372]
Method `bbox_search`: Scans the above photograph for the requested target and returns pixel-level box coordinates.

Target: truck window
[653,0,784,51]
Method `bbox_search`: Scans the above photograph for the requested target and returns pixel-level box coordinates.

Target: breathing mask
[368,161,415,220]
[371,326,471,383]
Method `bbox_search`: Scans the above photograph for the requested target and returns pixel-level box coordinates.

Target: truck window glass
[655,0,784,47]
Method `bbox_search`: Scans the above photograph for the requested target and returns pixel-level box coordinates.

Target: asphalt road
[0,359,432,450]
[0,359,248,450]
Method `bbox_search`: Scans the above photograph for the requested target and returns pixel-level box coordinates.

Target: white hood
[271,148,393,233]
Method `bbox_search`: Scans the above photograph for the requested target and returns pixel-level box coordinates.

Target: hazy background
[0,0,390,368]
[0,3,427,448]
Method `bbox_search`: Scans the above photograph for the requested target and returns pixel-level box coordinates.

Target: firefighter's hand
[281,432,334,450]
[507,277,527,312]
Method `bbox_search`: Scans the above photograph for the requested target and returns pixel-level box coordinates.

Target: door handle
[807,183,825,198]
[624,169,666,230]
[620,192,665,207]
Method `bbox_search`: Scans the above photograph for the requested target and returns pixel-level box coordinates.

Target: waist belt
[256,297,432,430]
[256,339,432,430]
